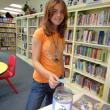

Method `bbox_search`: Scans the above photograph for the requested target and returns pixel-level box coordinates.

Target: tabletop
[0,62,8,75]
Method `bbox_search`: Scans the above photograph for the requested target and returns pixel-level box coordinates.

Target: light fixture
[4,7,22,12]
[0,10,20,15]
[10,4,22,9]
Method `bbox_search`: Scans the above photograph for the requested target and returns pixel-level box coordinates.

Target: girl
[25,0,67,109]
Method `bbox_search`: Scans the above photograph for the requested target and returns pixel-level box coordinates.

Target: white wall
[29,0,68,12]
[29,0,47,12]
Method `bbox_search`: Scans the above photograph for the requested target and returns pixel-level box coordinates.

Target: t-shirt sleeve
[33,28,44,42]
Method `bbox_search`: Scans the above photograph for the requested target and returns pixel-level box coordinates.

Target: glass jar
[52,86,73,110]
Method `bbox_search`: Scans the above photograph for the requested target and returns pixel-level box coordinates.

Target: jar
[52,86,73,110]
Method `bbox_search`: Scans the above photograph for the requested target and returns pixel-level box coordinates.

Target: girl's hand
[48,74,59,89]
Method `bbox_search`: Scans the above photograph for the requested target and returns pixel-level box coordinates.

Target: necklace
[52,34,59,63]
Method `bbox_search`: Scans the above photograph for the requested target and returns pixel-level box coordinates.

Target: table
[0,62,8,75]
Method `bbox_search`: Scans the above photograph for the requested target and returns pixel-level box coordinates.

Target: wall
[29,0,68,12]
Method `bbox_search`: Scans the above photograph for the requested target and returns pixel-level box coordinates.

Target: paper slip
[58,78,65,84]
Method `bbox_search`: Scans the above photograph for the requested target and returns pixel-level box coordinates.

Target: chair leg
[5,78,18,94]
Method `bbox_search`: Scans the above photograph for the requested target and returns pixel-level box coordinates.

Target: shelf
[64,78,101,99]
[74,54,107,67]
[64,65,71,69]
[65,39,73,43]
[67,25,74,28]
[63,51,72,56]
[74,41,110,49]
[73,69,105,84]
[76,25,110,28]
[0,26,15,28]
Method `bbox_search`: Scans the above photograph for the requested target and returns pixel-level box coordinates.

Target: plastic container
[52,86,73,110]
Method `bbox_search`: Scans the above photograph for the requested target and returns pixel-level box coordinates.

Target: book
[73,94,101,110]
[98,31,105,45]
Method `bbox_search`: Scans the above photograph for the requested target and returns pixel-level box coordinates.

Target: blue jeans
[25,79,55,110]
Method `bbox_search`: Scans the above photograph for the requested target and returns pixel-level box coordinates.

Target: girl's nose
[57,11,61,17]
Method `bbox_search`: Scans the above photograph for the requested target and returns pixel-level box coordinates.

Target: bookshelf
[0,18,16,51]
[16,13,43,65]
[15,2,110,103]
[66,2,110,103]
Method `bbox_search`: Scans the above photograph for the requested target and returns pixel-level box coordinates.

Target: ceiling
[0,0,26,13]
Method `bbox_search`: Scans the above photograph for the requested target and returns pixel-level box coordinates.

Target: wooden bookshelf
[0,18,16,51]
[15,1,110,103]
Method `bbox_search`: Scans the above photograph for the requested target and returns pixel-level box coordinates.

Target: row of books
[22,35,27,50]
[1,42,16,46]
[22,43,27,50]
[63,55,70,65]
[29,19,37,26]
[22,27,27,34]
[22,20,27,27]
[76,30,110,46]
[17,21,21,26]
[64,68,70,78]
[68,12,74,26]
[64,43,72,54]
[0,33,15,37]
[0,22,15,27]
[77,9,110,25]
[0,18,13,23]
[0,37,16,41]
[75,45,108,62]
[75,59,107,80]
[0,28,16,33]
[0,46,16,50]
[29,27,36,36]
[72,73,104,97]
[65,29,73,41]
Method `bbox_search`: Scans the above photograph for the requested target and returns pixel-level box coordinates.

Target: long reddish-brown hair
[41,0,68,37]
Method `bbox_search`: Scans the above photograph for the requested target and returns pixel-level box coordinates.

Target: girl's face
[50,3,64,27]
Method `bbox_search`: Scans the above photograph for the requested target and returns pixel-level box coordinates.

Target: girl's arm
[32,37,59,88]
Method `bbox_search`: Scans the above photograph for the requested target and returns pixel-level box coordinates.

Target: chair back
[8,55,16,77]
[0,54,18,93]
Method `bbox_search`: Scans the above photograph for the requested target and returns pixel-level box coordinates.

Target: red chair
[0,55,18,94]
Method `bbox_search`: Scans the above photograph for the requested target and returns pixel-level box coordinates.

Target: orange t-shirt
[33,27,64,83]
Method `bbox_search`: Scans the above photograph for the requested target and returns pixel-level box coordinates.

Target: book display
[0,18,16,51]
[15,2,110,103]
[73,94,110,110]
[16,13,43,64]
[28,15,38,59]
[69,2,110,103]
[16,17,27,57]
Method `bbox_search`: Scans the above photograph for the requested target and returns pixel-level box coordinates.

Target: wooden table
[0,62,8,75]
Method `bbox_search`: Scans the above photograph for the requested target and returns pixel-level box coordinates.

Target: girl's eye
[52,9,57,14]
[52,9,64,15]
